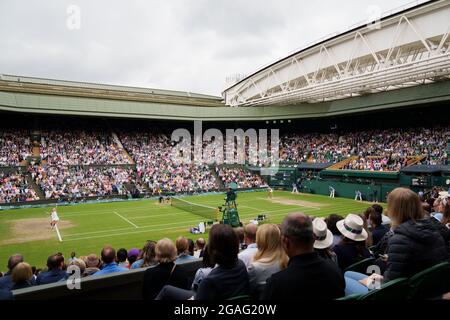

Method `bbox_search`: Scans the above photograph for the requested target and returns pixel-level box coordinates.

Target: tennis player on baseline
[50,207,60,229]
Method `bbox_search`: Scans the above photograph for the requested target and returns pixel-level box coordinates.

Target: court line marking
[63,202,362,237]
[64,207,298,239]
[62,205,357,242]
[59,205,167,217]
[64,218,203,237]
[20,192,368,241]
[65,200,363,229]
[240,205,265,211]
[198,198,325,210]
[255,197,321,210]
[114,211,138,228]
[58,193,348,218]
[63,207,335,242]
[54,224,63,242]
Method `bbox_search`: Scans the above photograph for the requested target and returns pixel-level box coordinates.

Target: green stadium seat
[357,278,409,300]
[175,259,204,289]
[336,293,362,300]
[12,258,203,300]
[344,257,376,274]
[408,262,450,300]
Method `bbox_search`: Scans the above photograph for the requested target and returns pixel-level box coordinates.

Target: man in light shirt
[238,223,258,268]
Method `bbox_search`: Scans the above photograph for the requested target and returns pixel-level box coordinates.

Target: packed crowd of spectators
[0,171,39,204]
[281,126,448,165]
[40,130,132,165]
[0,130,31,166]
[343,156,408,171]
[30,165,132,199]
[0,126,448,202]
[120,132,218,194]
[1,187,449,300]
[215,167,265,189]
[281,133,348,163]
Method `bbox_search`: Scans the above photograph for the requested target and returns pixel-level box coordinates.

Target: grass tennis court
[0,191,383,268]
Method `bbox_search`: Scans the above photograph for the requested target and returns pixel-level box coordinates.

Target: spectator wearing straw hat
[312,218,337,264]
[332,214,371,271]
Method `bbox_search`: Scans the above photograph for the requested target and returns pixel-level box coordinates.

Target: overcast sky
[0,0,414,96]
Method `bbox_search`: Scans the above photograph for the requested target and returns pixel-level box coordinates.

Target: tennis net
[171,197,218,221]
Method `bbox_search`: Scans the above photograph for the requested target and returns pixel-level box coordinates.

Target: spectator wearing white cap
[312,218,337,264]
[332,214,371,271]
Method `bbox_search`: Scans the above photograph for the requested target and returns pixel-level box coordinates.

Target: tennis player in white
[267,187,274,199]
[50,207,60,229]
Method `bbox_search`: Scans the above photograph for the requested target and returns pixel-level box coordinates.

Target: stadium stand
[0,0,449,305]
[215,166,265,189]
[0,130,31,166]
[40,130,132,165]
[30,165,133,199]
[119,131,219,194]
[0,170,39,203]
[281,127,448,165]
[0,123,448,204]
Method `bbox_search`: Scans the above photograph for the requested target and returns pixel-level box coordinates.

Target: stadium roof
[0,74,223,108]
[1,76,449,121]
[222,0,450,107]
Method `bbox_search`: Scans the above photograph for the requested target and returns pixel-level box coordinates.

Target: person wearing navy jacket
[36,254,68,285]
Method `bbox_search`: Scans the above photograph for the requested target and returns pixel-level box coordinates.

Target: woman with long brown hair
[344,187,449,296]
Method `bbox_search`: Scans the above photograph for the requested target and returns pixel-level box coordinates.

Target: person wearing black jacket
[155,224,250,300]
[345,188,449,295]
[262,213,345,300]
[142,238,188,300]
[384,217,448,281]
